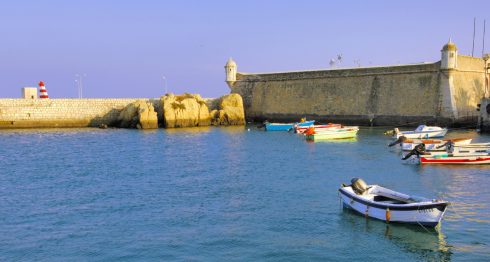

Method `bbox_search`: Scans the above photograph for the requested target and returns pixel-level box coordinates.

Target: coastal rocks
[117,100,158,129]
[210,94,245,126]
[161,93,211,128]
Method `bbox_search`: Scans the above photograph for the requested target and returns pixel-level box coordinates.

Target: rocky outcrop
[210,94,245,126]
[162,93,211,128]
[117,100,158,129]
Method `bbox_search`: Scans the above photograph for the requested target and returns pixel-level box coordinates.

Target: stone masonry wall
[0,98,162,128]
[451,55,486,123]
[231,63,444,125]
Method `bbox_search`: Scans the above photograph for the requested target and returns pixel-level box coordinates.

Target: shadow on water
[339,208,453,262]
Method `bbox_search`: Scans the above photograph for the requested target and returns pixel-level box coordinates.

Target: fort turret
[441,38,458,69]
[225,58,237,88]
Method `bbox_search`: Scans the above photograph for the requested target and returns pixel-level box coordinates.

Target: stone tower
[225,58,237,88]
[441,38,458,69]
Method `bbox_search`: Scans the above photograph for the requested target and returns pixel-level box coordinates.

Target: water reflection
[340,209,453,261]
[164,126,212,134]
[305,137,358,143]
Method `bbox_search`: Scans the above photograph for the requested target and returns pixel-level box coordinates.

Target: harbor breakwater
[0,94,245,129]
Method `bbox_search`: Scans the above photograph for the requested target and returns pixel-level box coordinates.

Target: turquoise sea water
[0,126,489,261]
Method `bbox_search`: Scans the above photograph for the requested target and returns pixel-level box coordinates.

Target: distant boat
[294,123,341,134]
[389,136,472,151]
[393,125,447,139]
[265,120,314,131]
[305,126,359,141]
[339,178,449,227]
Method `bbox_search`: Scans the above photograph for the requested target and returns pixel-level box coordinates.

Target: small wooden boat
[393,125,447,139]
[305,126,358,141]
[401,144,490,165]
[264,120,314,131]
[389,136,472,151]
[420,154,490,164]
[339,178,449,227]
[294,123,341,134]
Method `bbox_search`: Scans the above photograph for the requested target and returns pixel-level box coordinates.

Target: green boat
[305,127,359,141]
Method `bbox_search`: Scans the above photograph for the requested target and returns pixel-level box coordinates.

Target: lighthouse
[39,81,49,99]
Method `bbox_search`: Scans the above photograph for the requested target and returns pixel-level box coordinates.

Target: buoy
[39,81,49,99]
[385,208,391,223]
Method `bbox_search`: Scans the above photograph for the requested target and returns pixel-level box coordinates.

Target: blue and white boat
[339,178,449,227]
[264,120,315,131]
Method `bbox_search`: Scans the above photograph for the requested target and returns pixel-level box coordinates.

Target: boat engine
[351,178,368,195]
[388,136,407,147]
[402,143,430,160]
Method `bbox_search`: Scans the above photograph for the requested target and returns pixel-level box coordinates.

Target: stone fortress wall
[0,99,160,128]
[226,40,488,126]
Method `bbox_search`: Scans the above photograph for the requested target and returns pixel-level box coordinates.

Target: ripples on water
[0,127,489,261]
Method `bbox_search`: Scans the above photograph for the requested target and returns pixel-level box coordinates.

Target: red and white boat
[420,155,490,165]
[294,123,341,134]
[401,145,490,165]
[400,138,472,151]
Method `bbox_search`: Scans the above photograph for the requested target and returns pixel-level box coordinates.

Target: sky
[1,0,489,98]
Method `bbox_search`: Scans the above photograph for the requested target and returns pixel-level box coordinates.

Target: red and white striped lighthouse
[39,81,49,99]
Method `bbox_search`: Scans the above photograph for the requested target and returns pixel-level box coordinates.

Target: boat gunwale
[338,187,448,211]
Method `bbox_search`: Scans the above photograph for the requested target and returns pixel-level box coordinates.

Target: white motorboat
[339,178,449,227]
[393,125,447,139]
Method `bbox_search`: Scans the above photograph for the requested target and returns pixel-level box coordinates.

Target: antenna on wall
[472,17,476,57]
[483,19,486,57]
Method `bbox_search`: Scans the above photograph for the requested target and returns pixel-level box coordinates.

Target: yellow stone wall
[0,98,161,128]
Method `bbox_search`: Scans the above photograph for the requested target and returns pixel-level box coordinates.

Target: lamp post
[75,74,87,98]
[484,54,490,98]
[162,76,168,95]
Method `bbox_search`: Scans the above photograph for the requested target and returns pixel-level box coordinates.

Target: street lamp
[75,73,87,98]
[162,76,168,95]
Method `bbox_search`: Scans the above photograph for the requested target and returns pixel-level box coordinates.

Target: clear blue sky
[1,0,489,98]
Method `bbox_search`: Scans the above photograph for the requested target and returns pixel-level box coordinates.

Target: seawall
[0,98,162,128]
[230,56,483,126]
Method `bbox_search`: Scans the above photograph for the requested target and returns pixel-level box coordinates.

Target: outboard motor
[257,120,269,129]
[351,178,368,195]
[436,140,455,153]
[388,136,407,147]
[402,143,429,160]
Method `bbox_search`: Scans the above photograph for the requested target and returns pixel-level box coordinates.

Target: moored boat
[389,136,472,151]
[401,144,490,165]
[264,120,315,131]
[393,125,447,139]
[305,126,358,141]
[339,178,449,227]
[294,123,341,134]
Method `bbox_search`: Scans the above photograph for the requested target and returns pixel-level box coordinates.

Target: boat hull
[396,129,448,139]
[339,187,447,227]
[295,124,341,134]
[265,120,314,131]
[420,155,490,165]
[401,138,472,151]
[305,128,358,141]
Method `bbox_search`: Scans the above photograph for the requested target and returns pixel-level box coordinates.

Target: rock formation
[210,94,245,126]
[161,93,211,128]
[117,100,158,129]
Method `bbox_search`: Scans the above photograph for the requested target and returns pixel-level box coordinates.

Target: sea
[0,126,489,261]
